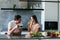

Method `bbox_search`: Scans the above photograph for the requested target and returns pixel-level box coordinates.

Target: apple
[56,32,59,37]
[50,32,55,37]
[50,33,54,37]
[55,31,60,38]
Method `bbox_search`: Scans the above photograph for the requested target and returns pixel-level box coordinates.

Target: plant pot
[19,1,28,9]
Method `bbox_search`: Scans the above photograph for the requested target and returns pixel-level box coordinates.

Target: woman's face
[31,17,34,22]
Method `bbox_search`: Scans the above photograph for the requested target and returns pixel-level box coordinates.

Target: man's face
[15,19,21,24]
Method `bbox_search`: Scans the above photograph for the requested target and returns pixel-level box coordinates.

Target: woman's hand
[30,21,33,28]
[25,32,32,38]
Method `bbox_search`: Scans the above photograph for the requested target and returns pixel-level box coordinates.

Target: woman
[26,15,41,37]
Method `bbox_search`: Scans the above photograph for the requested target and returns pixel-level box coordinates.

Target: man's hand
[13,26,22,35]
[14,25,18,29]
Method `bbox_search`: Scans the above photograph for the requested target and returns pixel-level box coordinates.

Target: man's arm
[8,26,17,36]
[13,22,23,35]
[8,22,17,36]
[13,26,22,35]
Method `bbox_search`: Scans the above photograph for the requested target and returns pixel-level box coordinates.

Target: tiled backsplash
[0,10,41,31]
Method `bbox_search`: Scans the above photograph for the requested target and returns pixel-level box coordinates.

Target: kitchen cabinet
[45,2,58,21]
[58,2,60,30]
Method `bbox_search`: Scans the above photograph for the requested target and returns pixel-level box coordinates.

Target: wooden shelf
[1,8,44,10]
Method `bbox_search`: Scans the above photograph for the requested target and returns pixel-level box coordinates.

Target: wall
[0,0,42,31]
[0,0,59,31]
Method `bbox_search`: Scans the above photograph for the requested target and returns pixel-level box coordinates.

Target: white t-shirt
[8,20,23,32]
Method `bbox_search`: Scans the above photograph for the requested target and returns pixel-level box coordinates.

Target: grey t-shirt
[8,20,23,32]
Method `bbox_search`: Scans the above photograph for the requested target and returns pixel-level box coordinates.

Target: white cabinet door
[45,2,58,21]
[58,3,60,30]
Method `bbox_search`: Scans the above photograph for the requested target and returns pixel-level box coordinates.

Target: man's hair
[14,15,21,20]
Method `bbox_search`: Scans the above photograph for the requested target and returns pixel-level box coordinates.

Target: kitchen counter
[0,34,60,40]
[0,31,60,40]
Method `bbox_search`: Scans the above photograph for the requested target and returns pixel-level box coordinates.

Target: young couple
[8,15,41,37]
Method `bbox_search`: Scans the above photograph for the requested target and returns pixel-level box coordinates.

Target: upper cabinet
[45,2,58,21]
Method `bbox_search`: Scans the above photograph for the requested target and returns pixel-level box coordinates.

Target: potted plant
[13,4,16,8]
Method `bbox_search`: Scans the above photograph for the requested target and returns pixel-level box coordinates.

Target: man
[8,15,23,36]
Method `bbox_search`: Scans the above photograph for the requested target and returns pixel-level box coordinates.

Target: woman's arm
[28,26,31,32]
[30,24,40,34]
[28,21,31,32]
[34,24,40,33]
[28,21,33,32]
[35,28,40,33]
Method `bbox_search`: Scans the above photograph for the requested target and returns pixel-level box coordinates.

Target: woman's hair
[32,15,38,23]
[14,15,21,20]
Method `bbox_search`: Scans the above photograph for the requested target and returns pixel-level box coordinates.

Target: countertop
[0,34,60,39]
[0,31,60,40]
